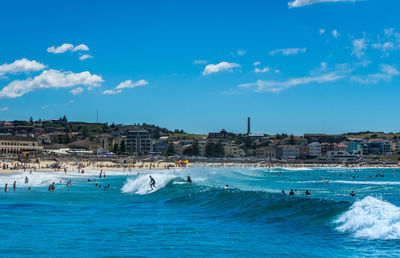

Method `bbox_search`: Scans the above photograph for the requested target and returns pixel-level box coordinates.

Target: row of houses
[255,138,394,161]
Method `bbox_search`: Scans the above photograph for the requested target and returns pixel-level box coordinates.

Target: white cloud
[47,43,74,54]
[352,38,367,59]
[0,69,103,99]
[288,0,360,8]
[371,29,400,53]
[351,64,400,84]
[254,67,270,73]
[41,105,48,110]
[79,54,94,61]
[253,61,261,66]
[115,79,148,90]
[102,89,122,95]
[202,62,240,75]
[0,107,8,112]
[384,28,395,38]
[194,60,208,65]
[70,87,84,95]
[0,58,46,76]
[238,72,343,93]
[47,43,89,54]
[102,79,148,95]
[372,42,395,52]
[274,69,280,73]
[73,44,89,52]
[237,50,247,56]
[332,29,339,38]
[319,28,326,35]
[269,48,307,56]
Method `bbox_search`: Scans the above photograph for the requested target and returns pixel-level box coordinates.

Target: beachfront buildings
[308,142,322,157]
[125,131,152,155]
[367,139,391,155]
[208,129,235,140]
[0,135,42,157]
[223,142,245,158]
[255,146,276,159]
[296,145,310,159]
[276,145,299,159]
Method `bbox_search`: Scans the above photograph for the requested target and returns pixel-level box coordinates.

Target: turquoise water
[1,166,400,257]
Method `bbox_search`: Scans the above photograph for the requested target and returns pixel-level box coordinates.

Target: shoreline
[1,159,399,174]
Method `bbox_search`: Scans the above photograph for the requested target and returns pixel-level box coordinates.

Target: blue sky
[0,0,399,135]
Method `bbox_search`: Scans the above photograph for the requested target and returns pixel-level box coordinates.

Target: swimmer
[224,184,229,189]
[305,190,311,196]
[281,189,285,195]
[187,176,192,183]
[289,189,294,196]
[149,175,156,190]
[350,191,355,197]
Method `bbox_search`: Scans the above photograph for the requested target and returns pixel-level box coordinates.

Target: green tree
[166,143,175,156]
[82,127,89,138]
[289,134,295,145]
[245,137,252,148]
[192,140,199,156]
[112,142,119,154]
[216,141,225,157]
[205,142,217,157]
[119,140,126,155]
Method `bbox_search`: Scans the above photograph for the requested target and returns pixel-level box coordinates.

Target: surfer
[149,175,156,190]
[320,176,329,184]
[305,190,312,196]
[350,191,355,197]
[187,176,192,183]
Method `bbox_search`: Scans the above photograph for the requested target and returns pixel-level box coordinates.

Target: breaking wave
[336,196,400,240]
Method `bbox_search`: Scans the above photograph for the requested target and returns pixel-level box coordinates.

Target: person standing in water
[13,181,16,192]
[187,176,192,183]
[149,175,156,190]
[4,183,7,192]
[25,176,29,184]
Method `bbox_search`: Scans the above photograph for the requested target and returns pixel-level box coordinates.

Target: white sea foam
[336,196,400,239]
[291,180,400,185]
[280,167,312,171]
[121,173,177,195]
[0,171,64,187]
[330,180,400,185]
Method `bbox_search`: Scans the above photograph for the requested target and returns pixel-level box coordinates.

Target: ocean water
[1,166,400,257]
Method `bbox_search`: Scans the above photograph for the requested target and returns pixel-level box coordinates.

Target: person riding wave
[149,175,156,190]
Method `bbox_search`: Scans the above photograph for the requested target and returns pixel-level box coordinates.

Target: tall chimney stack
[247,117,251,135]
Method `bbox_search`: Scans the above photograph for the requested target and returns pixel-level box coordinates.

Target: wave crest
[121,174,177,195]
[335,196,400,239]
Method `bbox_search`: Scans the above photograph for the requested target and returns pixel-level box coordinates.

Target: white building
[326,151,358,162]
[277,146,299,160]
[308,142,322,157]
